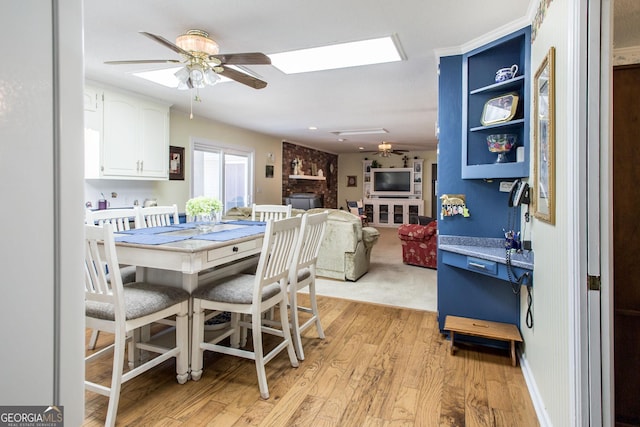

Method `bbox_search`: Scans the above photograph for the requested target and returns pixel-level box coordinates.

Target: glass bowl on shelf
[486,134,517,163]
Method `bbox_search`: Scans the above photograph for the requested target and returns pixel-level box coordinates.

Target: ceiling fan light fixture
[204,68,220,85]
[378,142,392,151]
[175,29,219,56]
[189,64,205,84]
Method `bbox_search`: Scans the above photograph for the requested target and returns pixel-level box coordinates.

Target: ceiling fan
[105,29,270,90]
[363,142,409,157]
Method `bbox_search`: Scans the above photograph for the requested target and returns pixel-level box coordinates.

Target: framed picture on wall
[169,146,184,180]
[347,175,357,187]
[265,165,274,178]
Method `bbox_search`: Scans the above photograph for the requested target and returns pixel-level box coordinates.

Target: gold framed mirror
[533,47,555,224]
[480,93,519,126]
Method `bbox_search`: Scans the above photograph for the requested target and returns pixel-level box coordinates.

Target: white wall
[155,110,283,210]
[0,0,85,424]
[520,1,573,425]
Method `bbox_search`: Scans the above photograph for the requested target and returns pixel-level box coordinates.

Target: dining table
[113,220,267,293]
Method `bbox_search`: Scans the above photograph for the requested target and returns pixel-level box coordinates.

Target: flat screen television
[370,168,414,197]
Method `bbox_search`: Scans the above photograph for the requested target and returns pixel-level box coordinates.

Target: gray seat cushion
[86,282,189,321]
[192,274,281,304]
[105,265,137,284]
[297,268,311,282]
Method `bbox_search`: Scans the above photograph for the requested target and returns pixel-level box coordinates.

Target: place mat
[118,226,182,235]
[169,222,199,229]
[194,225,266,242]
[224,220,267,226]
[114,234,191,245]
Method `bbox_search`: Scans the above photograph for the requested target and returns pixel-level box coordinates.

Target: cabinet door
[378,203,389,224]
[84,87,102,179]
[393,204,405,225]
[102,91,140,177]
[139,102,169,178]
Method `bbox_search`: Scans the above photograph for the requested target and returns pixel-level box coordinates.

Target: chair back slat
[85,208,137,231]
[251,204,292,221]
[84,223,126,321]
[292,211,328,275]
[253,216,301,304]
[137,204,179,228]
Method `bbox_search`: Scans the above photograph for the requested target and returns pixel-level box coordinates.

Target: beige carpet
[303,227,437,312]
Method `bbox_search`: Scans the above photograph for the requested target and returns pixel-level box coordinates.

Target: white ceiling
[83,0,532,154]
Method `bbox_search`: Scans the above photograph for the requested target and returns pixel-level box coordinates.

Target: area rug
[303,227,437,312]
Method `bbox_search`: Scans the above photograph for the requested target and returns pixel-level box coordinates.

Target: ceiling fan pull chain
[190,90,194,120]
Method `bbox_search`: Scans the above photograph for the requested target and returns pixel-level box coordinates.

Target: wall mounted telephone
[508,179,530,207]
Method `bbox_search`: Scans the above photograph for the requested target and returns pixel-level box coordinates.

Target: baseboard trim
[519,350,553,427]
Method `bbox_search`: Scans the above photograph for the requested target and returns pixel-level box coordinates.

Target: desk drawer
[466,257,497,275]
[207,238,262,263]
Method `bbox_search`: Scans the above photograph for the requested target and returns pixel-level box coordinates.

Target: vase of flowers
[186,196,223,232]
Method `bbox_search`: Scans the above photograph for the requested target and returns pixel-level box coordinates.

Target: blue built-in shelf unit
[462,27,531,179]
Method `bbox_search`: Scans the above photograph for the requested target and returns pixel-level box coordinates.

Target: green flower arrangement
[185,196,223,217]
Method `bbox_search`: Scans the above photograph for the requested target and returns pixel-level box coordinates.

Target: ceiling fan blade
[210,52,271,65]
[140,31,193,57]
[104,59,181,65]
[218,67,268,89]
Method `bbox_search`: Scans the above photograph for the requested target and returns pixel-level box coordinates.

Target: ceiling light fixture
[378,142,392,151]
[331,128,389,137]
[171,30,224,118]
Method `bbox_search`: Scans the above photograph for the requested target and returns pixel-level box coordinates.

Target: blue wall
[436,54,521,333]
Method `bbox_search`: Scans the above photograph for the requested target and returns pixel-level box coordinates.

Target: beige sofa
[223,207,380,281]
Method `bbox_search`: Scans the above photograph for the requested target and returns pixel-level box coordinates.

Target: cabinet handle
[232,246,239,252]
[468,262,486,269]
[136,160,140,172]
[140,160,143,172]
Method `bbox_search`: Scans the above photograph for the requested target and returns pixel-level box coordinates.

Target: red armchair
[398,220,438,269]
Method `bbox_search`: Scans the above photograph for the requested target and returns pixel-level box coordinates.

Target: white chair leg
[190,300,205,381]
[252,312,269,399]
[279,297,300,368]
[230,313,241,348]
[105,329,126,427]
[175,303,189,384]
[309,281,325,339]
[88,329,100,350]
[290,291,305,360]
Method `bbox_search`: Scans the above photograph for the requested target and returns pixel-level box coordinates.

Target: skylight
[269,35,404,74]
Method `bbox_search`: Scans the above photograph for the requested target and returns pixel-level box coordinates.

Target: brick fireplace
[282,141,338,208]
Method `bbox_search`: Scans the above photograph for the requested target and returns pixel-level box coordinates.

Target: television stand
[363,198,423,227]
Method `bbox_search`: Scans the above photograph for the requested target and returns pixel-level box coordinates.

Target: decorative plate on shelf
[480,93,519,126]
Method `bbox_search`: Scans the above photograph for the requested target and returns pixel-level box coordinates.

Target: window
[192,139,254,212]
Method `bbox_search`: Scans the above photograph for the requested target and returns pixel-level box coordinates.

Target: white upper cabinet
[84,85,170,180]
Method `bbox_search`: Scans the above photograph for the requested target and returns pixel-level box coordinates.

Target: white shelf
[289,175,326,181]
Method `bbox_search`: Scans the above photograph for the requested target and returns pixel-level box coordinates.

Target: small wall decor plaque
[169,146,185,180]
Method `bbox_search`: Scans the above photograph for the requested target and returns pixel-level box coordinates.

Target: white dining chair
[136,204,180,228]
[85,208,138,350]
[288,211,328,360]
[190,216,301,399]
[84,223,189,427]
[85,208,137,231]
[251,203,292,221]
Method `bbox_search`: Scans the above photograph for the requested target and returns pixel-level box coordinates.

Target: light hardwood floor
[84,294,538,426]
